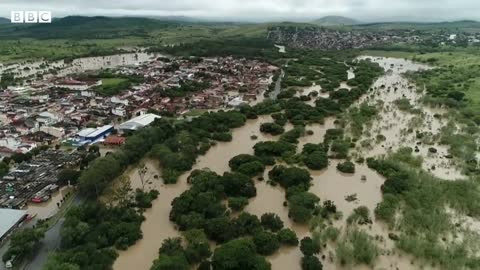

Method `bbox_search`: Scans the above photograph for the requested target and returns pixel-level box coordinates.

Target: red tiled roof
[103,135,126,145]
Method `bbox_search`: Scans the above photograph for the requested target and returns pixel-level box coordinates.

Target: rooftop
[118,113,161,131]
[0,208,26,240]
[77,125,113,138]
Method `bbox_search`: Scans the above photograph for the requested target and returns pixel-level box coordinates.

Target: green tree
[277,228,299,246]
[300,237,320,256]
[228,197,249,212]
[260,123,285,135]
[260,213,284,232]
[303,151,328,170]
[2,226,47,263]
[212,238,271,270]
[253,230,280,256]
[268,165,311,188]
[221,172,256,198]
[184,229,211,264]
[301,255,323,270]
[337,161,355,173]
[57,169,81,185]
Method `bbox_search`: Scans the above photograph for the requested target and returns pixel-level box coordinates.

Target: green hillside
[356,20,480,32]
[312,16,360,26]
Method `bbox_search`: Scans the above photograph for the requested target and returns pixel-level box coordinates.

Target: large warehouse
[0,209,27,242]
[74,125,114,145]
[118,113,161,132]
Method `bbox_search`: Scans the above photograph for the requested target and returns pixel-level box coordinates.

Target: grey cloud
[0,0,478,22]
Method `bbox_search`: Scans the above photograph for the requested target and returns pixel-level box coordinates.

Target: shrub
[277,228,299,246]
[300,237,320,256]
[260,213,284,232]
[228,197,249,212]
[301,255,323,270]
[336,161,355,173]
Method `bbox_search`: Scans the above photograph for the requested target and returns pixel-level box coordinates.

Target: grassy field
[0,38,144,63]
[100,78,129,87]
[94,77,133,96]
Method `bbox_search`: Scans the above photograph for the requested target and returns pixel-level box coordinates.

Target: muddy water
[114,56,449,270]
[354,56,465,180]
[113,159,187,270]
[114,115,276,270]
[0,52,157,80]
[26,186,74,220]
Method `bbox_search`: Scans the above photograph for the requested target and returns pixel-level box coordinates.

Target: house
[103,135,126,146]
[55,78,101,91]
[36,112,61,126]
[39,126,65,138]
[112,106,127,117]
[0,137,37,157]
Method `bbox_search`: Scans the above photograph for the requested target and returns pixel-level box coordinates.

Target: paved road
[22,194,84,270]
[0,194,83,270]
[22,218,65,270]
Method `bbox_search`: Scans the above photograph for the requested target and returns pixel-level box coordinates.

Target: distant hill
[311,16,360,26]
[0,17,10,24]
[0,16,180,39]
[355,20,480,32]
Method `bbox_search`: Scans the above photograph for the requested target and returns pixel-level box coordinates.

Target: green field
[95,77,133,96]
[100,78,129,87]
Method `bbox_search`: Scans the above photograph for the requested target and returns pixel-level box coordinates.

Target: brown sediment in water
[26,186,74,220]
[355,56,465,180]
[114,115,274,270]
[114,57,451,270]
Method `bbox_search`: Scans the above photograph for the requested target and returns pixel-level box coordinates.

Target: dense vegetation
[367,150,480,269]
[31,36,388,270]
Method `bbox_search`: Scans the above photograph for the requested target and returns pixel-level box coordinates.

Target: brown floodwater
[114,57,451,270]
[26,186,74,220]
[114,115,275,270]
[354,56,465,180]
[1,52,157,80]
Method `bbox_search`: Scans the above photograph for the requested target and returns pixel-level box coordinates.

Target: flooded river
[355,56,465,180]
[113,56,453,270]
[0,51,157,80]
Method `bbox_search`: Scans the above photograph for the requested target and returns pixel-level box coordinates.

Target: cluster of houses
[0,56,276,154]
[0,54,276,210]
[267,26,480,50]
[0,150,82,209]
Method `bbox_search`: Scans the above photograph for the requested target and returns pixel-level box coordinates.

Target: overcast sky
[0,0,479,22]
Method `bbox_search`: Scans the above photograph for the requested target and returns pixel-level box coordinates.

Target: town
[267,25,480,50]
[0,53,277,247]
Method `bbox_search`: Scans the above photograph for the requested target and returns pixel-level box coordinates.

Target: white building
[111,96,129,106]
[39,126,65,138]
[118,113,161,132]
[112,107,127,117]
[36,112,61,126]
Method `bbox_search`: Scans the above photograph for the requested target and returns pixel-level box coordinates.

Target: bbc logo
[11,11,52,23]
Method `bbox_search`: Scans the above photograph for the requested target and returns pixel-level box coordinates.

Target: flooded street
[26,186,74,220]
